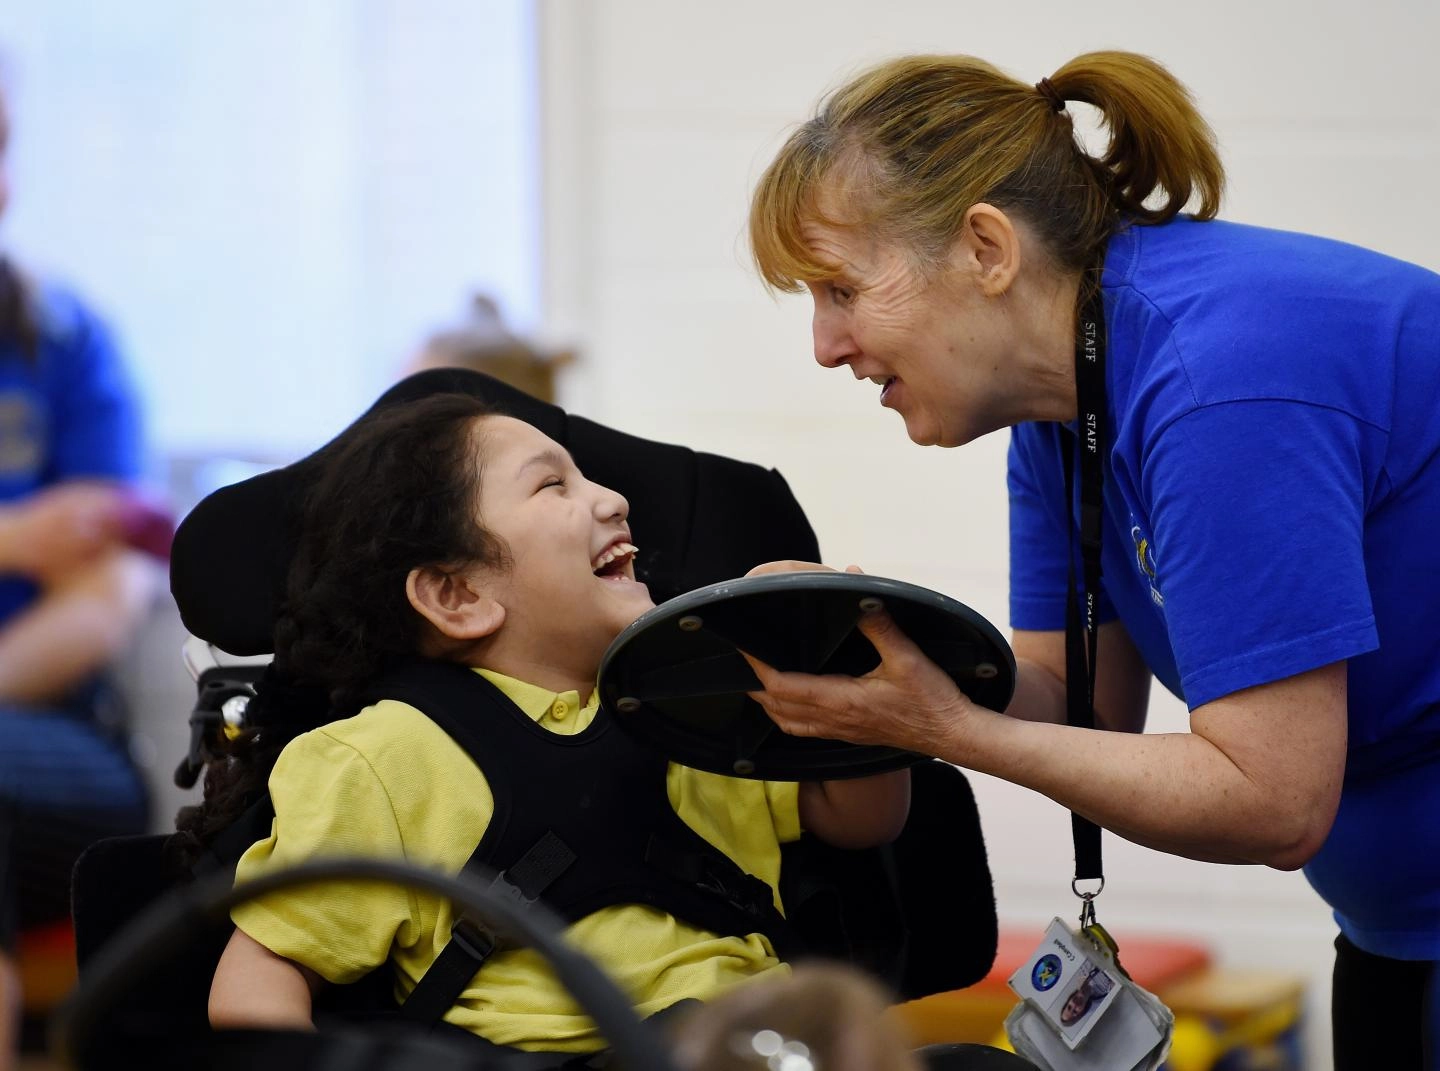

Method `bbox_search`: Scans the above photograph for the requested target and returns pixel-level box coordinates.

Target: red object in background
[893,927,1214,1048]
[976,927,1212,994]
[16,918,77,1013]
[116,492,176,561]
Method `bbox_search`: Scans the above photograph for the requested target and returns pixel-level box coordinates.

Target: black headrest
[170,369,820,655]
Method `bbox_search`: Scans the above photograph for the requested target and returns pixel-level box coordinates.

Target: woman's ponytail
[751,50,1226,291]
[1048,51,1224,224]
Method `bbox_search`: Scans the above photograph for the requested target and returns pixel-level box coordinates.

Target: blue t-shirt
[0,283,144,627]
[1008,218,1440,959]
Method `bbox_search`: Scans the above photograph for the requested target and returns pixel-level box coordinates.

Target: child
[202,392,911,1057]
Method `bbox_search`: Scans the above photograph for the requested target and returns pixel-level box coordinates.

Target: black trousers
[1332,933,1439,1070]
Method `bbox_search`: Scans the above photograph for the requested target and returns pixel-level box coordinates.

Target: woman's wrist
[936,698,1029,781]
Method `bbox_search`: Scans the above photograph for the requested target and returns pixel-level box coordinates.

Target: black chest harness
[345,660,795,1026]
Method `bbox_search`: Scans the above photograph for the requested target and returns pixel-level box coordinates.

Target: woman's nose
[812,302,854,369]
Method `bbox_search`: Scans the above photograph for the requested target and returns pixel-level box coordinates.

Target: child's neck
[436,630,604,702]
[467,652,599,703]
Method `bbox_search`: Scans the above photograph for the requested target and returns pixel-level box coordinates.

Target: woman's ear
[955,202,1022,297]
[406,566,506,641]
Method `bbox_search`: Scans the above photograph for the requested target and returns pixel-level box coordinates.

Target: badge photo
[1009,918,1094,1024]
[1052,961,1118,1047]
[1005,918,1173,1071]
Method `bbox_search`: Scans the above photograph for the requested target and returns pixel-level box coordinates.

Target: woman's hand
[745,559,851,578]
[0,483,129,583]
[742,605,980,756]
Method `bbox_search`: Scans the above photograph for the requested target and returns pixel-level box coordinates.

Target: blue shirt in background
[0,284,144,628]
[1008,218,1440,959]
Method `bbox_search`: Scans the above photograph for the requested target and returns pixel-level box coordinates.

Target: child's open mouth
[592,542,638,581]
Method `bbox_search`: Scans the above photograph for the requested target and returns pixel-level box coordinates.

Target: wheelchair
[63,368,1036,1070]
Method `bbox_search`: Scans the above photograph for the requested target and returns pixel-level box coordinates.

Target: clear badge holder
[1004,889,1173,1071]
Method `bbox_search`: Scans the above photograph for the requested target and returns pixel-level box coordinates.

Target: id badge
[1005,918,1173,1071]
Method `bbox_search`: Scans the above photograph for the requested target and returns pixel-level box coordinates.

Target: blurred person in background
[0,72,161,1066]
[403,292,572,403]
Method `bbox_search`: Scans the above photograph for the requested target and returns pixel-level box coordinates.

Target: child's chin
[604,575,652,602]
[619,596,654,626]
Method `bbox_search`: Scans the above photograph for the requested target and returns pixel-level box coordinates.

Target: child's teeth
[593,543,638,571]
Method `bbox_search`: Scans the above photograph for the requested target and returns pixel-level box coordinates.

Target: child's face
[470,416,655,671]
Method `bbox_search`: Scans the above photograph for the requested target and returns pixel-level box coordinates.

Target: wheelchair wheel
[53,857,680,1071]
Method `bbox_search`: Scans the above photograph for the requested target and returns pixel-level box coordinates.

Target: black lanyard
[1061,287,1107,896]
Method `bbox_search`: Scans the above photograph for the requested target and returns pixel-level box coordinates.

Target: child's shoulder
[280,699,470,777]
[269,697,496,865]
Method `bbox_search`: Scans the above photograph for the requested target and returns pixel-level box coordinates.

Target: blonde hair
[749,51,1224,292]
[668,964,922,1071]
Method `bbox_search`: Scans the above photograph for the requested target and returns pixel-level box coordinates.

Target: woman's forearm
[1003,657,1068,724]
[748,612,1342,871]
[0,550,155,704]
[1008,624,1153,733]
[960,714,1265,862]
[936,662,1346,869]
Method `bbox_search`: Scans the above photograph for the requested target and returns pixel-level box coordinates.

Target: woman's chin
[900,411,943,447]
[902,409,985,449]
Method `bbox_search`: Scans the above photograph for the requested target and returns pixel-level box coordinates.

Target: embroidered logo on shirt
[1130,524,1163,607]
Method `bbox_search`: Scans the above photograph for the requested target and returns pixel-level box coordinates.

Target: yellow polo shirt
[231,668,801,1052]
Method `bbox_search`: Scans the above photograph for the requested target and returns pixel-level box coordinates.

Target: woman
[744,51,1438,1068]
[0,79,156,1066]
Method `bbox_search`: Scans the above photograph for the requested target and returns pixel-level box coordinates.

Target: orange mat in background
[894,928,1212,1047]
[16,920,78,1013]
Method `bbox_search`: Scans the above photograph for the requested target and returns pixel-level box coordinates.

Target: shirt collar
[472,667,600,726]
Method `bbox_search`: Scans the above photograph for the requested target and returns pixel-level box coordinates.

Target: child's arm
[209,927,325,1031]
[798,769,911,849]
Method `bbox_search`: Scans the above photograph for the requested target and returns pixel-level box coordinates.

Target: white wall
[538,3,1440,1066]
[0,0,542,833]
[0,0,539,459]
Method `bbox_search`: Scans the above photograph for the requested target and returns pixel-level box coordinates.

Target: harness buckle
[699,867,771,919]
[489,870,538,906]
[450,915,499,962]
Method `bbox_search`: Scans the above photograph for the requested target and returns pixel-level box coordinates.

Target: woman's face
[799,217,1018,448]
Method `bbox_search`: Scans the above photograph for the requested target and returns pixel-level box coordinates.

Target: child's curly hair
[175,392,508,857]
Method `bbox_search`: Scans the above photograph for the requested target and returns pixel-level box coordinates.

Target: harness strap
[505,831,578,903]
[401,831,577,1024]
[643,834,776,922]
[372,659,792,1028]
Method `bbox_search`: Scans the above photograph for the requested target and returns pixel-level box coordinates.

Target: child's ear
[406,566,506,641]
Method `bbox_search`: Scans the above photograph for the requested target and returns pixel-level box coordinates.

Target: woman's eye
[832,285,855,305]
[541,477,565,491]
